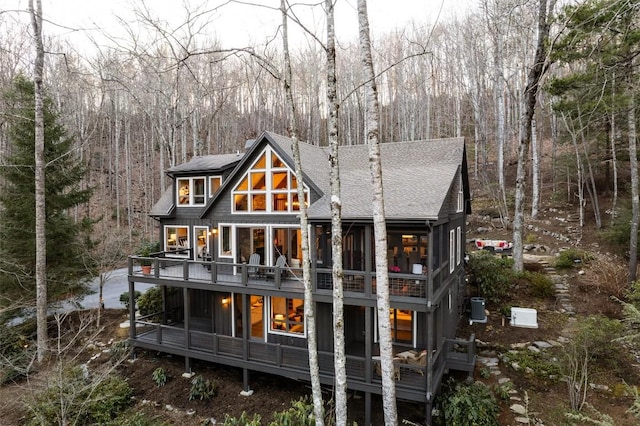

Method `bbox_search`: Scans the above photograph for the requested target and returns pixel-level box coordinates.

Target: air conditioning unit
[510,307,538,328]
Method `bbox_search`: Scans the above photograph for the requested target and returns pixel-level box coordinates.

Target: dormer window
[232,146,308,213]
[177,177,205,206]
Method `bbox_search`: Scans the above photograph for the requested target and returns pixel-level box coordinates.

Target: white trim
[456,226,461,266]
[176,176,206,206]
[163,225,190,257]
[231,146,308,214]
[449,229,455,273]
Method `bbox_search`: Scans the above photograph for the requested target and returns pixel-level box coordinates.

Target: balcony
[130,256,429,300]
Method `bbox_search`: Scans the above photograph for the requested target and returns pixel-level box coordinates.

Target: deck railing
[131,318,430,394]
[130,256,427,299]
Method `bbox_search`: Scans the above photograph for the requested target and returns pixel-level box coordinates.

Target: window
[376,309,414,344]
[165,226,190,256]
[449,229,455,273]
[270,297,304,335]
[457,173,464,213]
[177,177,206,206]
[209,176,222,197]
[220,225,232,257]
[232,147,308,213]
[456,226,461,266]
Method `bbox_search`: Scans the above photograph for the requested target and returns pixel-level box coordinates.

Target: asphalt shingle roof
[167,153,244,174]
[267,132,464,221]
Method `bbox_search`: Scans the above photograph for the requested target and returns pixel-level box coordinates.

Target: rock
[186,409,196,416]
[477,227,491,233]
[240,389,254,396]
[511,403,527,415]
[533,341,553,349]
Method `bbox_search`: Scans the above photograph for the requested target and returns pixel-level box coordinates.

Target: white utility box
[510,307,538,328]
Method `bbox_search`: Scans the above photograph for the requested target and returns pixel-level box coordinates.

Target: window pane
[251,172,266,190]
[255,153,267,169]
[272,193,288,211]
[236,176,249,191]
[178,179,189,205]
[272,154,285,168]
[272,171,287,189]
[234,194,248,211]
[252,194,266,211]
[210,176,222,196]
[221,226,231,255]
[193,178,205,204]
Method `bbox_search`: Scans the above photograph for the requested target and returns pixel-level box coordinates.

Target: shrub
[435,378,499,426]
[137,287,164,318]
[26,365,132,425]
[269,396,316,426]
[110,340,131,364]
[152,367,167,387]
[527,272,555,298]
[223,412,262,426]
[189,375,216,401]
[555,248,587,269]
[466,251,515,304]
[502,350,561,380]
[0,322,34,384]
[119,291,141,310]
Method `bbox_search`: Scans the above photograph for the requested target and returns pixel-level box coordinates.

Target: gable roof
[267,132,466,221]
[151,131,467,222]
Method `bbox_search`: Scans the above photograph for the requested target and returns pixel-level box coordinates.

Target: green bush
[555,248,587,269]
[269,396,316,426]
[0,322,34,384]
[152,367,167,387]
[119,291,141,310]
[137,287,164,318]
[189,374,217,401]
[502,350,562,380]
[466,251,515,304]
[527,271,555,298]
[435,378,499,426]
[26,365,132,425]
[110,340,131,364]
[223,411,262,425]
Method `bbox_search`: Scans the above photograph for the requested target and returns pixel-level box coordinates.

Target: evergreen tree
[0,75,95,302]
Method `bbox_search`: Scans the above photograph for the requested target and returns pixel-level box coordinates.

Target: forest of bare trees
[0,0,638,260]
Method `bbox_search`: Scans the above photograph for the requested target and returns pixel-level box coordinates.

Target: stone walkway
[475,257,572,425]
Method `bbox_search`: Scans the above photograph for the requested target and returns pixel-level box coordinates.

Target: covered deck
[129,256,430,300]
[128,314,476,404]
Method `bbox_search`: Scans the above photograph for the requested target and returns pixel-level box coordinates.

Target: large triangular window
[232,146,308,213]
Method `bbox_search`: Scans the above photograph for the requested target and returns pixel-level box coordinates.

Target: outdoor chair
[265,255,287,280]
[247,253,261,277]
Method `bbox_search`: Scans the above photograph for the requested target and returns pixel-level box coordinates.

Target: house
[127,131,475,425]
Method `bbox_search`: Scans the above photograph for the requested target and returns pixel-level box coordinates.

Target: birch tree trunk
[280,2,324,423]
[357,1,397,424]
[627,63,638,283]
[513,0,552,272]
[325,0,347,423]
[29,0,48,362]
[531,117,539,219]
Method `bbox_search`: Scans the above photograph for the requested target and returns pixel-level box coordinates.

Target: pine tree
[0,75,95,301]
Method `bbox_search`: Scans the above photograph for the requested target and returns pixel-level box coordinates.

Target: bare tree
[28,0,48,363]
[357,1,397,424]
[512,0,554,272]
[324,0,347,423]
[279,2,324,423]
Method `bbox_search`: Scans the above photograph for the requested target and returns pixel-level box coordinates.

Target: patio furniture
[247,253,261,277]
[265,255,287,280]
